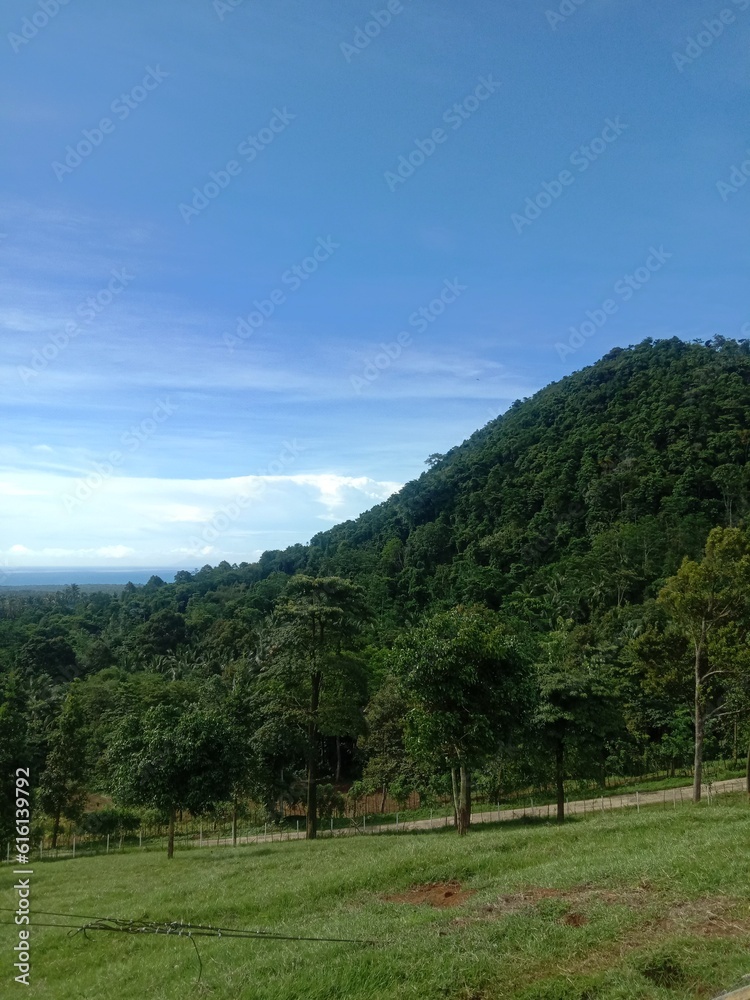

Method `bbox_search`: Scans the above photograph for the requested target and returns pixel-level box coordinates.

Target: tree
[105,702,239,857]
[533,623,621,823]
[37,692,90,847]
[17,633,78,684]
[0,672,29,845]
[359,674,416,812]
[136,609,188,658]
[391,606,526,835]
[657,527,750,802]
[265,576,368,839]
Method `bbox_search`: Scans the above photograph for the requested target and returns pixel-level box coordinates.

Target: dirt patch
[464,884,750,939]
[384,881,476,908]
[561,912,589,927]
[653,897,750,939]
[478,884,651,918]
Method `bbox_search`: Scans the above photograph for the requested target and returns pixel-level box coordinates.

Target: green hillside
[258,336,750,620]
[3,336,750,852]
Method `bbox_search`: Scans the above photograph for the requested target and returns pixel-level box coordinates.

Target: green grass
[4,797,750,998]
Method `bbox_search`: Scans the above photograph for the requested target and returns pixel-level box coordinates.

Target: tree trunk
[693,708,704,803]
[51,809,61,849]
[232,801,237,848]
[555,740,565,824]
[335,736,342,783]
[693,638,706,804]
[450,768,459,828]
[167,806,176,859]
[380,785,387,813]
[457,766,471,836]
[745,738,750,798]
[306,672,321,840]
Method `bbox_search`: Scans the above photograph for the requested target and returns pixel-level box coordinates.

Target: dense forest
[4,336,750,852]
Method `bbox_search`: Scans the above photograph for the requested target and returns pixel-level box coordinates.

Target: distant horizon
[0,566,192,587]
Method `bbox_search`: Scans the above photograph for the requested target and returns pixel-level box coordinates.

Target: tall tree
[534,623,621,823]
[359,674,416,812]
[657,527,750,802]
[391,605,526,835]
[264,576,368,839]
[37,691,90,847]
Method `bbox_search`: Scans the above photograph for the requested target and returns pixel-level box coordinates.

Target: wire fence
[5,775,746,864]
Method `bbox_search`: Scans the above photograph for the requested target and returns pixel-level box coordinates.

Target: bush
[317,784,345,820]
[79,808,140,837]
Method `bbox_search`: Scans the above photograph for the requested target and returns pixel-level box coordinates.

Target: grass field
[4,797,750,999]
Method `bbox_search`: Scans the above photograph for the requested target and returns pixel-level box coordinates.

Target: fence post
[72,836,76,859]
[106,834,110,854]
[636,791,640,813]
[200,823,203,848]
[396,813,399,831]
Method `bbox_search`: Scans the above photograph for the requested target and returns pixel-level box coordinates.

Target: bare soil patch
[462,884,750,939]
[384,881,476,908]
[477,884,650,918]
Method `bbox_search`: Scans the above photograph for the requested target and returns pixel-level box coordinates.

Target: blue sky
[1,0,748,572]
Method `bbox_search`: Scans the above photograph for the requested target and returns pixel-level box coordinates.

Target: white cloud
[0,469,402,567]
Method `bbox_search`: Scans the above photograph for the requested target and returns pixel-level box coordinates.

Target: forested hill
[254,336,750,622]
[4,335,750,842]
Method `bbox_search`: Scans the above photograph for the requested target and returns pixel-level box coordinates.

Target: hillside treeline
[3,337,750,851]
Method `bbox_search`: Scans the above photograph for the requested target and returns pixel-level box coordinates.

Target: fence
[5,776,745,864]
